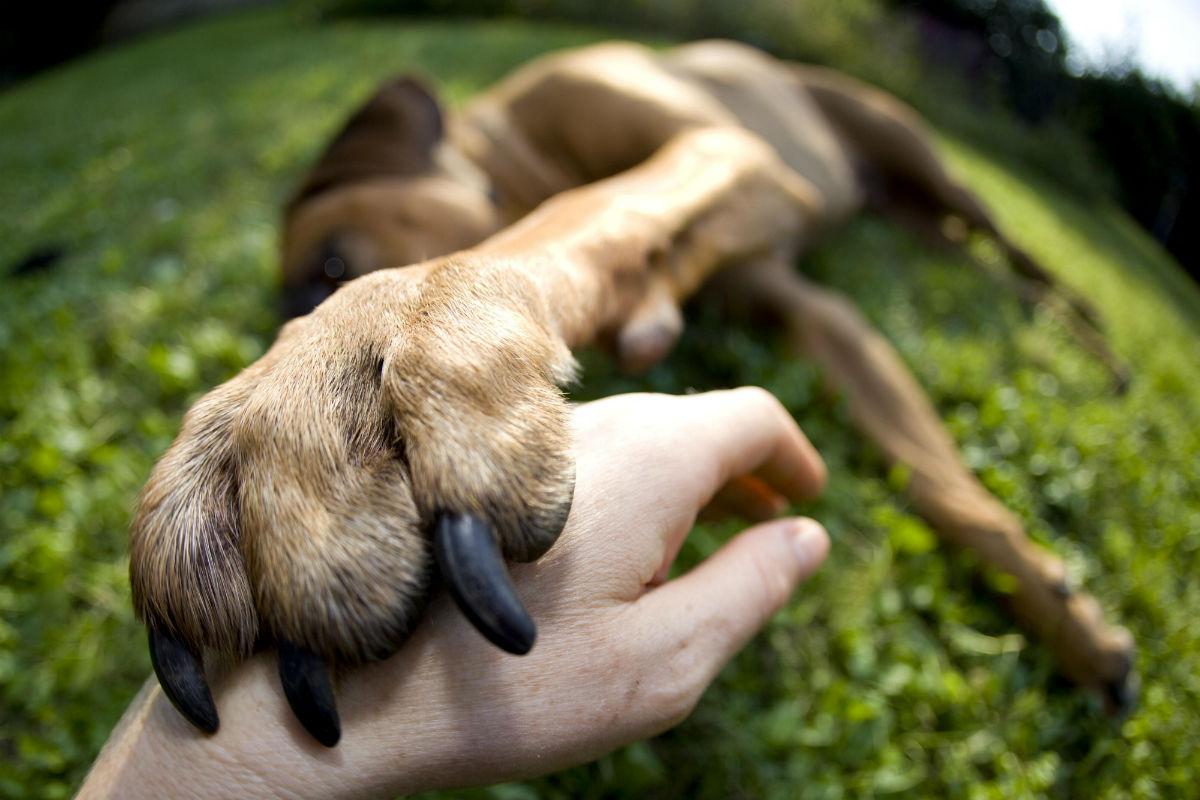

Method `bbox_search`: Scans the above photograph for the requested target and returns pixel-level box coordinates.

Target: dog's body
[131,40,1134,746]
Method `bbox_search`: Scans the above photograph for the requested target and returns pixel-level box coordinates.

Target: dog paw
[130,264,577,745]
[1045,580,1138,716]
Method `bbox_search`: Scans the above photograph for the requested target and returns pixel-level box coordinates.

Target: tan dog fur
[131,40,1134,717]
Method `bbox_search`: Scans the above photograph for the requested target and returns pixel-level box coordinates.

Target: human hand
[81,388,828,800]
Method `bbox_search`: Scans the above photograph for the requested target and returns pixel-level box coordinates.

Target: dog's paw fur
[130,259,577,742]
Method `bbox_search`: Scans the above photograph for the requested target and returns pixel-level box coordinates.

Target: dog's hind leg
[793,67,1129,390]
[715,260,1136,711]
[792,68,1049,274]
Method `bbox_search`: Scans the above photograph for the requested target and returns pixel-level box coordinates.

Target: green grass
[1,8,1197,798]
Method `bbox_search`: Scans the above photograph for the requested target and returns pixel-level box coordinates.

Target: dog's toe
[132,296,577,745]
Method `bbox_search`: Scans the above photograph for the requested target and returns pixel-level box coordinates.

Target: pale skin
[82,388,831,799]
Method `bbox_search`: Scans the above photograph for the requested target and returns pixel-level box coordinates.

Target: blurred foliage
[335,0,892,71]
[317,0,915,96]
[885,0,1200,281]
[1066,69,1200,267]
[887,0,1071,123]
[0,3,122,86]
[2,7,1199,799]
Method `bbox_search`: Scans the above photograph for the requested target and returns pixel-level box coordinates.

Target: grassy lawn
[1,8,1197,798]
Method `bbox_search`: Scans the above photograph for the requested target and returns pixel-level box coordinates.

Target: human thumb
[639,517,829,671]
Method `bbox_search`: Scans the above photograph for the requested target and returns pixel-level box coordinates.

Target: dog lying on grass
[130,40,1135,748]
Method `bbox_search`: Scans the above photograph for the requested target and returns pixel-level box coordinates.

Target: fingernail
[790,518,830,569]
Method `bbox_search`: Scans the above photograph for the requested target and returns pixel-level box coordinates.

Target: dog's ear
[381,75,445,145]
[289,75,446,209]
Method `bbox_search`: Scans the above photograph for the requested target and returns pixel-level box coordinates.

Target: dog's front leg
[130,125,816,745]
[473,125,820,356]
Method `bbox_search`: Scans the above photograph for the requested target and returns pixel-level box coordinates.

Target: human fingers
[668,387,827,508]
[652,476,788,586]
[561,389,825,598]
[629,516,829,727]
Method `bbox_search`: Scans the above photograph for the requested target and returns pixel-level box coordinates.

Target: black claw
[1103,669,1140,717]
[435,512,537,655]
[149,629,219,734]
[278,640,341,747]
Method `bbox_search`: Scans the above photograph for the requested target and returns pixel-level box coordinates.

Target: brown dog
[131,40,1135,748]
